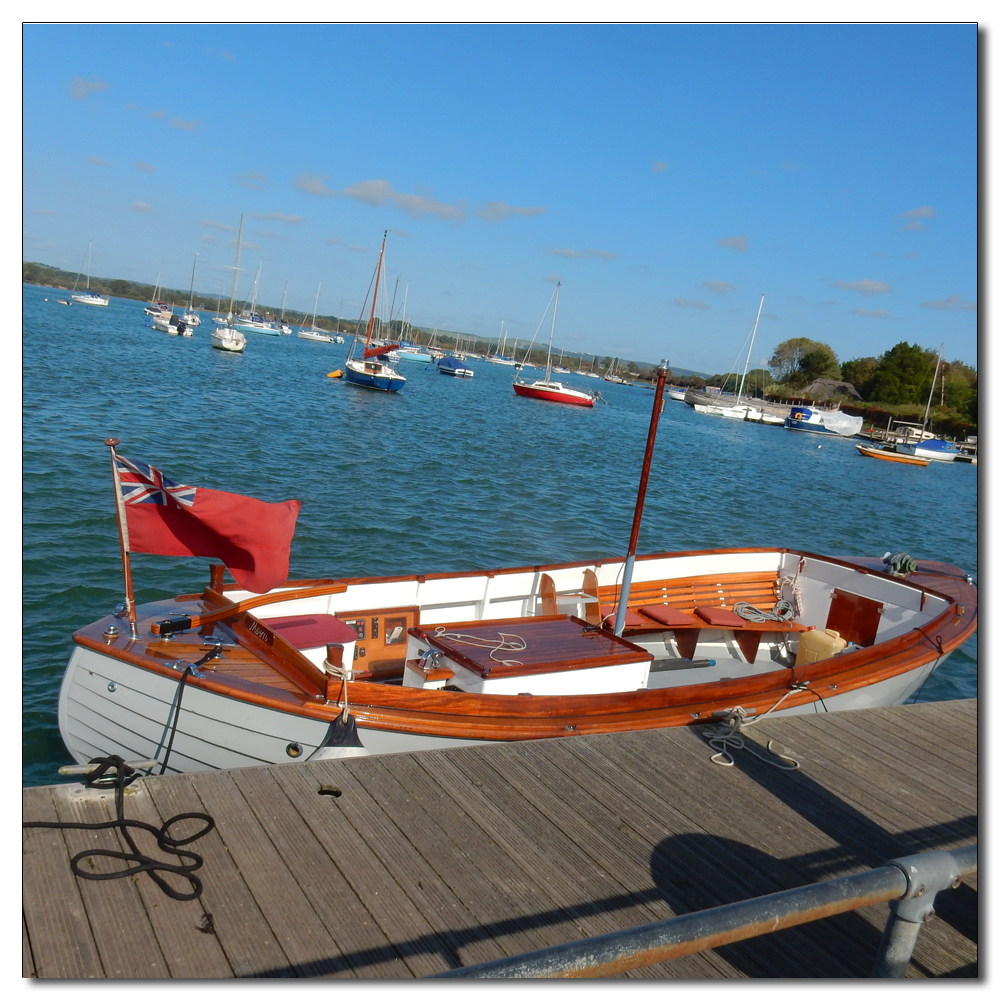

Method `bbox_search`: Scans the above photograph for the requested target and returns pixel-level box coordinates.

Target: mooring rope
[23,755,214,901]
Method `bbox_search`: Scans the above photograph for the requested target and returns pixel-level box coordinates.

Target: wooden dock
[22,698,977,979]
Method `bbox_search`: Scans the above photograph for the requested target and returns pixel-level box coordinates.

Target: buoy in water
[327,369,343,379]
[818,444,822,449]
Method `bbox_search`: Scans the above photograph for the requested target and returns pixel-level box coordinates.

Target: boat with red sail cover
[57,368,976,776]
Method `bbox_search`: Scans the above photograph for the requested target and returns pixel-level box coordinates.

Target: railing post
[872,846,974,977]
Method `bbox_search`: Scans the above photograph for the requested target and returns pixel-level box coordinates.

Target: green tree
[866,342,937,405]
[768,338,837,382]
[841,357,881,399]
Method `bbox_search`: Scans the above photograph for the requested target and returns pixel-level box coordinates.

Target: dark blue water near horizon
[21,283,979,786]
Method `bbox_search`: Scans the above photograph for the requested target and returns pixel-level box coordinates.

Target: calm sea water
[21,283,979,786]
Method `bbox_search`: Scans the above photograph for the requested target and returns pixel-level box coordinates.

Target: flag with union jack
[112,452,301,593]
[115,456,197,508]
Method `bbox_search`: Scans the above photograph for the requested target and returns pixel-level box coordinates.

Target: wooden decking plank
[364,753,577,959]
[22,786,105,979]
[267,761,461,978]
[299,758,516,974]
[853,703,978,770]
[409,748,737,977]
[435,742,740,979]
[181,767,347,977]
[536,733,862,978]
[228,765,405,979]
[50,783,169,977]
[23,913,36,979]
[98,779,234,978]
[453,740,752,976]
[144,771,295,978]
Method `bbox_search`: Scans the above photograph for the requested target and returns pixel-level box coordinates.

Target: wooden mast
[613,361,670,636]
[365,231,388,348]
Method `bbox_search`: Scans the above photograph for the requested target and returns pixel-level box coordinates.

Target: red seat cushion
[694,606,747,628]
[637,604,702,627]
[259,614,359,649]
[599,604,647,627]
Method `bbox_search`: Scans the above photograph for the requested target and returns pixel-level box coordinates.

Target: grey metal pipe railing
[429,844,976,979]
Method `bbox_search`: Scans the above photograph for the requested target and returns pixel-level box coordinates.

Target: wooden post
[104,438,138,639]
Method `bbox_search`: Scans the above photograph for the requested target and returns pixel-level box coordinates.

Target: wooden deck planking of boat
[23,698,977,979]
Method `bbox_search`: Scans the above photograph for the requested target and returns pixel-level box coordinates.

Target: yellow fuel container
[795,628,848,666]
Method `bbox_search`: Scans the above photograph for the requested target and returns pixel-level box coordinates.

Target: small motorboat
[437,355,475,378]
[857,444,929,466]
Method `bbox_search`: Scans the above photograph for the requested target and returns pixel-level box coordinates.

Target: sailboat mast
[311,283,322,328]
[279,281,288,321]
[188,253,199,310]
[227,215,244,320]
[922,344,945,433]
[614,361,671,635]
[85,242,92,291]
[544,283,561,382]
[365,231,388,347]
[737,294,765,405]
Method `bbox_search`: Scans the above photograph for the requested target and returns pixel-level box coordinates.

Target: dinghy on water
[57,366,977,776]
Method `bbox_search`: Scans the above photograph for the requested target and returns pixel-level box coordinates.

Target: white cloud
[717,235,749,252]
[672,298,709,309]
[920,294,977,313]
[476,201,545,222]
[170,117,202,131]
[651,160,669,173]
[325,236,344,246]
[251,212,304,224]
[200,220,235,231]
[543,273,561,283]
[831,279,892,295]
[237,171,269,190]
[70,76,108,100]
[131,202,154,213]
[901,205,935,219]
[547,247,619,260]
[134,161,157,173]
[850,308,894,319]
[294,173,336,196]
[86,156,109,167]
[296,175,465,222]
[702,280,735,295]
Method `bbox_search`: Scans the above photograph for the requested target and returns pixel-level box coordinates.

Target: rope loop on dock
[22,754,215,901]
[700,687,805,770]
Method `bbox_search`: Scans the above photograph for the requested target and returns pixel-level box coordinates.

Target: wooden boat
[514,283,596,408]
[857,444,929,466]
[344,233,407,393]
[57,371,977,776]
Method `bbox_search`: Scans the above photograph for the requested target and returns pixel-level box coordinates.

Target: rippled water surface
[22,284,979,786]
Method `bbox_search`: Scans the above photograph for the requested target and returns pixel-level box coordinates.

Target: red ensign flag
[114,455,300,594]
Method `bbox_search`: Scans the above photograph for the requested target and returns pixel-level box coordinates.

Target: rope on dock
[22,755,215,901]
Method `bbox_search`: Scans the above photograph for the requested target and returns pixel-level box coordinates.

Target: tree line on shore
[25,261,976,433]
[670,336,977,436]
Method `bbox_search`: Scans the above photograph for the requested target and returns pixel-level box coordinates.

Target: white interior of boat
[219,549,949,697]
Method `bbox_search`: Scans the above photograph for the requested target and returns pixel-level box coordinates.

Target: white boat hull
[210,328,247,352]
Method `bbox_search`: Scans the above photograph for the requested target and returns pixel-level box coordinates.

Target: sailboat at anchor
[513,282,595,407]
[693,295,766,421]
[343,232,407,392]
[70,242,110,307]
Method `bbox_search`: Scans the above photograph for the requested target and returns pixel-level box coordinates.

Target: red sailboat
[513,282,596,407]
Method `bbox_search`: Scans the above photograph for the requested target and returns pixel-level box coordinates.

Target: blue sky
[22,22,978,373]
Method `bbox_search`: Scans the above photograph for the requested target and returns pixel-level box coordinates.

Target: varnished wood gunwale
[70,554,977,744]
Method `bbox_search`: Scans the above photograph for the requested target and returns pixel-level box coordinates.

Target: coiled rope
[733,599,796,624]
[432,627,526,668]
[22,755,214,901]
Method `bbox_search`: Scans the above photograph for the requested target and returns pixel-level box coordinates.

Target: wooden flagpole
[104,437,138,638]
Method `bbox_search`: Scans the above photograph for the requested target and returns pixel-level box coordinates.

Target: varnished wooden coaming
[71,549,978,743]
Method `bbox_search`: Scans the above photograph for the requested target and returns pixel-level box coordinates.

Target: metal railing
[429,844,976,979]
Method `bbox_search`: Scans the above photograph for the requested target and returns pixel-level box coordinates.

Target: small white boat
[210,326,247,352]
[785,406,864,437]
[667,388,688,401]
[151,311,192,337]
[694,402,764,421]
[297,284,335,342]
[437,355,475,377]
[180,254,201,328]
[70,242,110,307]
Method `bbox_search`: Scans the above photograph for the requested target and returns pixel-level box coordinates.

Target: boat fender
[327,369,343,378]
[322,712,364,748]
